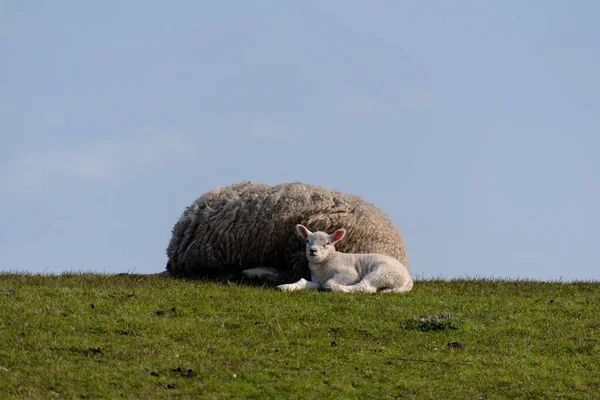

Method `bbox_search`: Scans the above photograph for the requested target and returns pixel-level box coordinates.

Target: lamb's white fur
[277,224,413,293]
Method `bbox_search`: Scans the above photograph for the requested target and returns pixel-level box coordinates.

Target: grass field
[0,273,598,399]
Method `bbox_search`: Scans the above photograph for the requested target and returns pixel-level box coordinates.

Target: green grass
[0,274,599,399]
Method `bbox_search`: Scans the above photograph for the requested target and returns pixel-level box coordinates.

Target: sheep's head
[296,224,346,264]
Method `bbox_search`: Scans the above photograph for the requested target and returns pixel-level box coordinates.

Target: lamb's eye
[326,242,331,246]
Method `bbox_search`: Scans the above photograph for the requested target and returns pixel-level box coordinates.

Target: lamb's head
[295,224,346,264]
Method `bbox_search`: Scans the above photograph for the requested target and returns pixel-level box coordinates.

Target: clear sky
[1,1,598,281]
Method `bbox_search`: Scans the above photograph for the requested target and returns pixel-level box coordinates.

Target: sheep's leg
[150,270,172,277]
[277,278,320,292]
[241,267,285,282]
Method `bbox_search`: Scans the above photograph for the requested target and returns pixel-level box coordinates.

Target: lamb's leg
[379,279,413,293]
[326,280,378,293]
[277,278,320,292]
[364,265,414,293]
[379,287,411,293]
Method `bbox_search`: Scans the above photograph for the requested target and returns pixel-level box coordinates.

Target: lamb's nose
[309,249,317,255]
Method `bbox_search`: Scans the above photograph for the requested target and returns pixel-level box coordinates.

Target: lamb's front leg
[276,278,321,292]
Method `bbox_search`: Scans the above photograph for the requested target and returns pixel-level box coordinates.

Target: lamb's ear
[296,224,311,239]
[330,228,346,244]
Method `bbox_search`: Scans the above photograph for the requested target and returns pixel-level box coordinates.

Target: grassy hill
[0,273,598,399]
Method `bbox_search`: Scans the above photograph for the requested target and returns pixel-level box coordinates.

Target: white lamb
[277,224,414,293]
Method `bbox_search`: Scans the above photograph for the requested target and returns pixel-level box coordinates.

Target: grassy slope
[0,274,598,399]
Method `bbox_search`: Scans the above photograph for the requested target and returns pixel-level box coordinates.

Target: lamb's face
[296,224,346,264]
[305,231,336,264]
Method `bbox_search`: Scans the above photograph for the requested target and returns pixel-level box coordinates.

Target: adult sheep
[164,181,409,284]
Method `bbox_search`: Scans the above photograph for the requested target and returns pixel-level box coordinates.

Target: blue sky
[1,1,598,280]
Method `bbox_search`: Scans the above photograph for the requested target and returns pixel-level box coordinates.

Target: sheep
[276,225,413,293]
[164,181,409,285]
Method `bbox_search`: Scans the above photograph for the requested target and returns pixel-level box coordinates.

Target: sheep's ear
[330,229,346,244]
[296,224,311,239]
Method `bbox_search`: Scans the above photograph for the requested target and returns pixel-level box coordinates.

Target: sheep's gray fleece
[165,181,408,283]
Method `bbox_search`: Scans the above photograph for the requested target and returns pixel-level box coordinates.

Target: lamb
[277,225,413,293]
[164,181,409,285]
